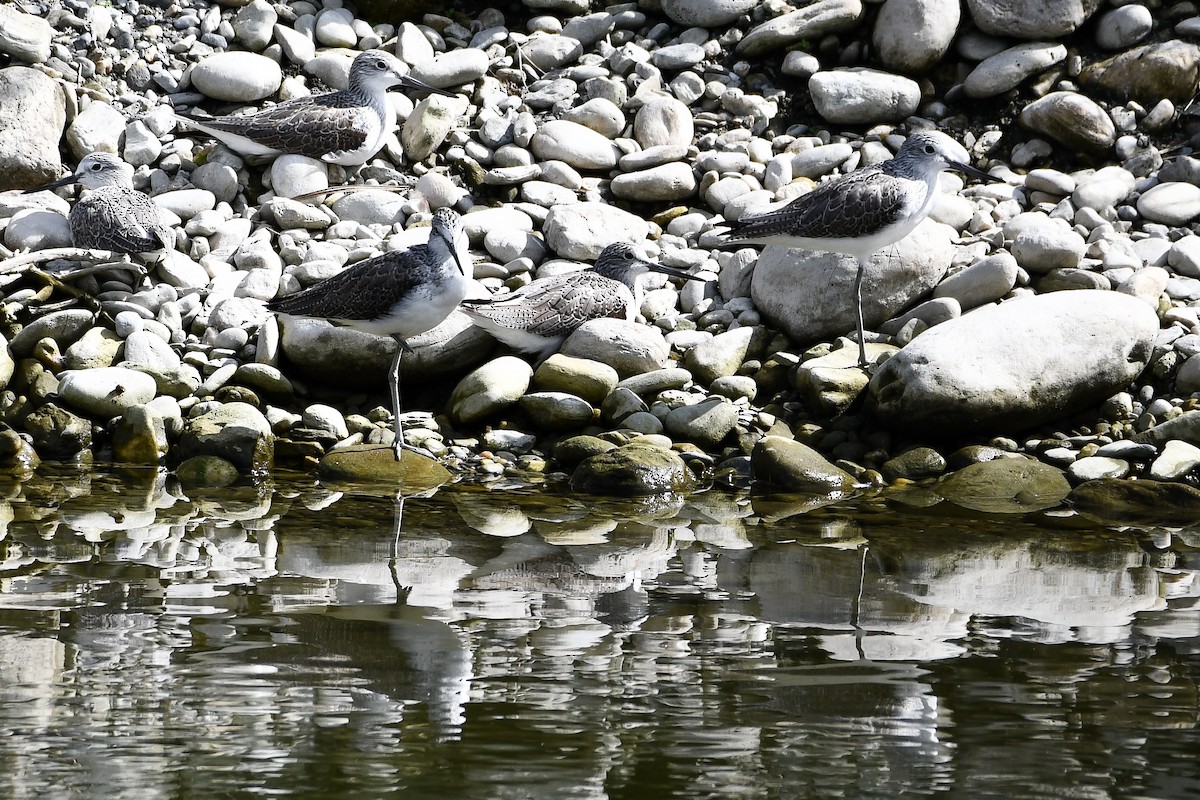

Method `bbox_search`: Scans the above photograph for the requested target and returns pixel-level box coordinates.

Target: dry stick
[289,182,411,204]
[0,247,123,274]
[0,248,147,286]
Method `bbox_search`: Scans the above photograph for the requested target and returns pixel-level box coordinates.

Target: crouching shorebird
[25,152,173,257]
[718,130,995,367]
[461,241,705,363]
[267,207,472,459]
[177,49,456,166]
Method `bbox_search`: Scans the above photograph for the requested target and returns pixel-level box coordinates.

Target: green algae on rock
[570,441,696,496]
[317,444,451,493]
[750,436,858,496]
[1067,477,1200,526]
[935,458,1071,514]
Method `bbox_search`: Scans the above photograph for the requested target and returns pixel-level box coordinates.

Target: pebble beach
[1,0,1200,520]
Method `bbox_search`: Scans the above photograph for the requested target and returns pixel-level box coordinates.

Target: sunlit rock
[934,457,1070,513]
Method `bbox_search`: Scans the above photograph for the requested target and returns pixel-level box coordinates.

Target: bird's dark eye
[375,59,387,69]
[923,144,935,155]
[91,162,104,170]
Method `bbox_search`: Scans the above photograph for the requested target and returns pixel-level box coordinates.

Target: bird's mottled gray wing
[724,168,909,242]
[269,248,429,322]
[182,93,371,160]
[71,188,172,253]
[466,273,627,338]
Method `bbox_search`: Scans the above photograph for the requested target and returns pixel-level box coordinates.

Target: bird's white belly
[345,273,470,340]
[468,315,559,353]
[324,102,393,166]
[180,120,284,158]
[322,133,382,166]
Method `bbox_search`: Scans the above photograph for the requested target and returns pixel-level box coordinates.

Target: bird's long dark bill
[399,74,457,97]
[649,263,706,282]
[952,160,995,182]
[23,173,82,194]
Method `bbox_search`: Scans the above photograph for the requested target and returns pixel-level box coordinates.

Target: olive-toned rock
[113,404,169,464]
[533,354,619,404]
[1017,92,1116,155]
[448,355,533,426]
[792,347,874,416]
[317,444,451,492]
[935,458,1070,513]
[683,326,754,385]
[178,401,273,473]
[570,441,697,495]
[1080,40,1200,105]
[0,428,39,475]
[750,436,858,495]
[553,435,618,467]
[1068,477,1200,525]
[881,447,947,482]
[518,392,596,431]
[23,402,92,460]
[176,455,240,488]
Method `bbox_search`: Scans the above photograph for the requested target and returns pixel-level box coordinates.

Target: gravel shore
[1,0,1199,518]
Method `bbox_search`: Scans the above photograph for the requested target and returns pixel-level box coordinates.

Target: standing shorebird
[25,152,173,257]
[267,208,472,458]
[461,242,705,363]
[719,131,994,367]
[176,49,455,166]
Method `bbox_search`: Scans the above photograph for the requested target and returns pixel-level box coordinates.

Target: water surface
[1,467,1197,799]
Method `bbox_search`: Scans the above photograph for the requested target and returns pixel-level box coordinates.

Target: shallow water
[1,466,1198,799]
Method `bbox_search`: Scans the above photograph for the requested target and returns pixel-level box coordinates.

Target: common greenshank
[719,131,994,367]
[462,242,703,363]
[177,49,455,166]
[25,152,173,256]
[268,208,472,458]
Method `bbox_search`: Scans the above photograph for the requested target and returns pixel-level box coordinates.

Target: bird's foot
[391,439,433,461]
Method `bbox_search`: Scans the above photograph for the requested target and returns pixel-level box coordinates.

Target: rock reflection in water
[0,469,1197,798]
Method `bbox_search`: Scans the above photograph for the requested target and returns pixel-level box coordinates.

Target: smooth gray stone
[869,290,1159,436]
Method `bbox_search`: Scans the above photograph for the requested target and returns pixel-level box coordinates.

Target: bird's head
[429,207,470,277]
[898,131,994,183]
[24,152,133,194]
[350,49,456,98]
[594,242,704,289]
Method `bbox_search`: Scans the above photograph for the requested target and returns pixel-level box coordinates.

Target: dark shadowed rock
[1068,477,1200,526]
[23,403,92,460]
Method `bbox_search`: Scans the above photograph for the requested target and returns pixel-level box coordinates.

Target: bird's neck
[347,83,391,120]
[428,233,470,281]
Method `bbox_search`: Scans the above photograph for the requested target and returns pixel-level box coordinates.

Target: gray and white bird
[461,242,704,363]
[268,208,472,458]
[719,130,994,367]
[177,49,455,166]
[25,152,173,257]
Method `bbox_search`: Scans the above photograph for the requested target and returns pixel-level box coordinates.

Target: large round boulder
[750,218,955,345]
[868,290,1157,436]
